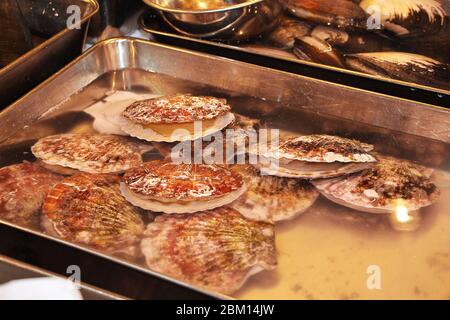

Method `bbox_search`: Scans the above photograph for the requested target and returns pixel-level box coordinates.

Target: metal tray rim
[3,36,449,118]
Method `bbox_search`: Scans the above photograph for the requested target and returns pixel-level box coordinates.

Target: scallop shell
[42,174,145,258]
[31,134,152,174]
[121,160,246,213]
[313,156,440,214]
[269,135,375,163]
[141,207,277,295]
[122,95,231,124]
[153,114,261,162]
[83,91,162,136]
[257,134,376,179]
[230,164,319,222]
[0,162,62,228]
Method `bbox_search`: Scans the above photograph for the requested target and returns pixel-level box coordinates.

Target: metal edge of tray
[0,37,448,300]
[1,37,448,145]
[0,254,126,300]
[138,13,450,108]
[0,0,100,109]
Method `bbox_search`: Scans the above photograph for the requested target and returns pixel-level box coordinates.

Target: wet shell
[84,91,163,136]
[266,15,312,49]
[283,0,368,29]
[257,134,376,179]
[0,162,62,227]
[121,160,246,213]
[230,164,319,222]
[271,135,375,162]
[31,134,151,174]
[313,156,440,214]
[346,52,450,90]
[122,95,231,124]
[141,207,277,295]
[153,114,261,163]
[294,36,346,68]
[42,174,145,257]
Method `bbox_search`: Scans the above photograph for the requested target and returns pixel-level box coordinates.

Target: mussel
[282,0,368,29]
[346,51,450,89]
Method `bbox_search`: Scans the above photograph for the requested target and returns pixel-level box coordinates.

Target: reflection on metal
[143,0,282,40]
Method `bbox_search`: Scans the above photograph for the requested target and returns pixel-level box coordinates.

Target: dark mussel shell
[346,52,450,89]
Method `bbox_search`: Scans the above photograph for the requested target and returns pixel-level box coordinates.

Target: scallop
[121,160,246,214]
[0,162,62,228]
[229,164,319,222]
[141,207,277,295]
[257,134,376,179]
[42,173,145,258]
[119,95,235,142]
[31,133,152,175]
[153,114,261,163]
[313,156,440,214]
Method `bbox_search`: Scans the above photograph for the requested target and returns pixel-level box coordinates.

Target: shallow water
[0,69,449,299]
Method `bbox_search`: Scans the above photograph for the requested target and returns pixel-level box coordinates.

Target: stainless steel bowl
[142,0,283,41]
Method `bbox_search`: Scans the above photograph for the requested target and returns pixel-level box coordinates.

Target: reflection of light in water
[395,205,411,223]
[389,201,421,232]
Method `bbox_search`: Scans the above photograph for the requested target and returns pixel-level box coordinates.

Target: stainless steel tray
[139,10,450,108]
[0,255,123,300]
[0,38,449,300]
[0,0,99,109]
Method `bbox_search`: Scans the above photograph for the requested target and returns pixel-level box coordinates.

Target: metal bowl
[142,0,283,41]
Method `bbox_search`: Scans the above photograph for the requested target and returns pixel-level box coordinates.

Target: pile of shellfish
[0,93,441,295]
[257,0,450,89]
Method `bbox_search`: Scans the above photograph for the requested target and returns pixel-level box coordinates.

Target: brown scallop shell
[268,134,375,163]
[0,162,62,228]
[141,206,277,295]
[31,134,150,174]
[122,94,231,124]
[313,156,440,214]
[230,164,319,222]
[122,160,244,202]
[42,173,145,257]
[153,114,261,162]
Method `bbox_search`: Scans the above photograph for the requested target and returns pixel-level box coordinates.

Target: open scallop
[229,164,319,222]
[312,156,440,214]
[31,133,153,175]
[141,206,277,295]
[257,134,377,179]
[84,91,162,135]
[119,94,235,142]
[120,160,246,213]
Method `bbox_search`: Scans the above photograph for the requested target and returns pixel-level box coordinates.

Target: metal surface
[139,11,450,107]
[0,38,449,299]
[88,0,142,37]
[0,255,124,300]
[142,0,282,40]
[0,0,99,109]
